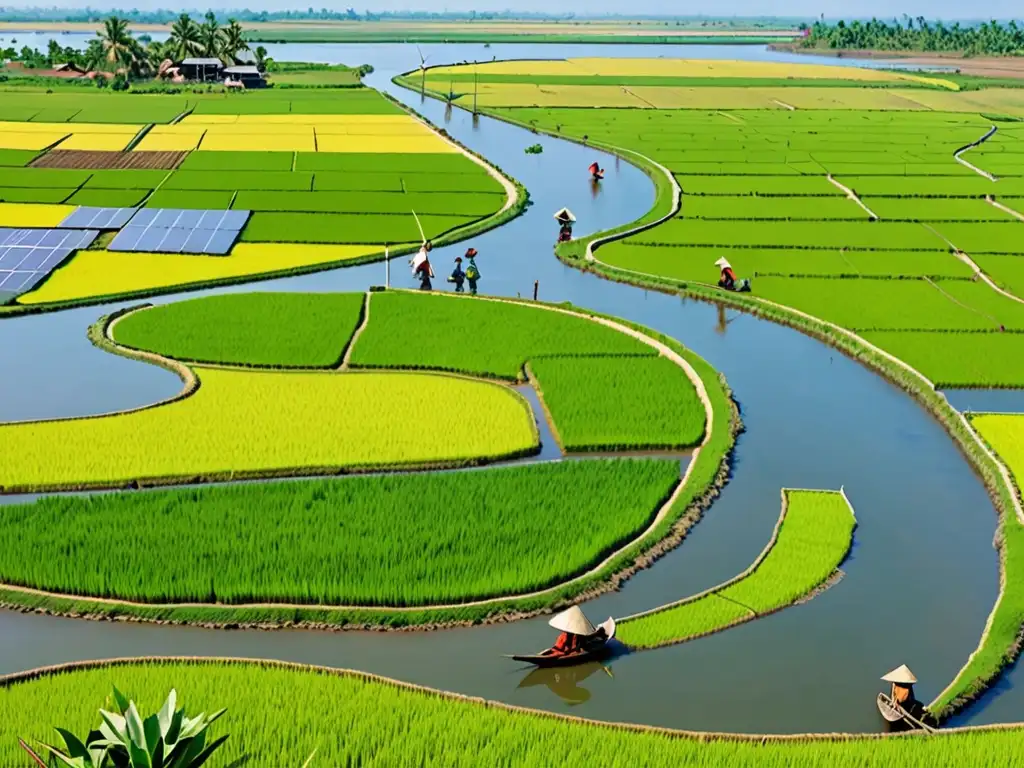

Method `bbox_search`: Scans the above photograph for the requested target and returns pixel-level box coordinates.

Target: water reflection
[715,304,738,336]
[589,178,602,200]
[517,661,615,706]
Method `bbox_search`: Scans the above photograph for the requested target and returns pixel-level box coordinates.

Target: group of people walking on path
[411,242,480,294]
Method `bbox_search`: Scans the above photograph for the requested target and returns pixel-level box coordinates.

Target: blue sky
[4,2,1023,19]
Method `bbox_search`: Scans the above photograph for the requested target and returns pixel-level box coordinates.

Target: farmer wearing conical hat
[448,255,466,293]
[464,247,481,296]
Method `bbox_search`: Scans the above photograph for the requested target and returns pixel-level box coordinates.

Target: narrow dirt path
[827,175,878,219]
[955,125,999,180]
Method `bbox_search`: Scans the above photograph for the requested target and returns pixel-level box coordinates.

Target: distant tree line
[2,13,267,83]
[800,17,1024,55]
[0,8,578,23]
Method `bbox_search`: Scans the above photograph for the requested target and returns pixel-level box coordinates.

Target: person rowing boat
[507,606,616,667]
[589,161,604,182]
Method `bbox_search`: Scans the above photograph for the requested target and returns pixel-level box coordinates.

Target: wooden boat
[509,617,616,668]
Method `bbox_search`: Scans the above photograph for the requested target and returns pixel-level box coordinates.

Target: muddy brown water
[0,41,1014,733]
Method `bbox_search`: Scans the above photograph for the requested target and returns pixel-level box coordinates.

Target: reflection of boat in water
[508,607,615,667]
[518,661,612,705]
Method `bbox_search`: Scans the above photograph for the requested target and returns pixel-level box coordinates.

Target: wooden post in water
[533,280,539,301]
[385,244,390,289]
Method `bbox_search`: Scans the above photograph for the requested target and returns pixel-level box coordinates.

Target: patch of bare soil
[30,150,187,170]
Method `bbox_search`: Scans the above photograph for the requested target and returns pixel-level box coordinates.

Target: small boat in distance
[508,606,615,668]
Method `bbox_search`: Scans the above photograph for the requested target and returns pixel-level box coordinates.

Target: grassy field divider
[988,195,1024,223]
[920,223,1024,307]
[123,123,154,152]
[954,125,999,180]
[615,488,855,650]
[338,291,370,371]
[827,174,878,219]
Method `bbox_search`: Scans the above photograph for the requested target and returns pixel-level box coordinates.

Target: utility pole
[473,62,478,116]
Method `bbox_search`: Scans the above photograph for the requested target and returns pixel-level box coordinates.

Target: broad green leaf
[54,729,89,760]
[125,702,147,752]
[99,711,128,746]
[143,715,162,759]
[41,744,88,768]
[157,690,176,738]
[111,686,130,715]
[127,738,152,768]
[189,735,229,768]
[165,709,184,745]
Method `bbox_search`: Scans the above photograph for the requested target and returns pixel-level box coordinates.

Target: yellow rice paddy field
[460,83,1024,114]
[0,368,538,490]
[18,244,384,305]
[0,203,74,227]
[0,114,455,154]
[429,57,958,87]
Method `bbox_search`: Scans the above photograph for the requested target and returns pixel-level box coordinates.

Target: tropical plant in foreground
[20,687,226,767]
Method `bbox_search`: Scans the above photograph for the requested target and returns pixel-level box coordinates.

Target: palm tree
[253,45,272,73]
[221,19,250,65]
[96,15,145,74]
[199,11,225,60]
[168,13,201,62]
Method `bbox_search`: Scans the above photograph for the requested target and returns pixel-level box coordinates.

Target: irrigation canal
[0,41,1017,733]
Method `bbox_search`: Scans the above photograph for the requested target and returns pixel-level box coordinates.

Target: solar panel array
[59,207,137,230]
[0,227,98,300]
[107,208,250,256]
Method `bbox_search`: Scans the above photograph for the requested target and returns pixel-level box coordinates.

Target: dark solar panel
[152,209,185,228]
[128,208,159,228]
[175,209,204,229]
[219,210,250,231]
[182,229,214,254]
[112,208,249,256]
[0,227,95,297]
[205,229,239,255]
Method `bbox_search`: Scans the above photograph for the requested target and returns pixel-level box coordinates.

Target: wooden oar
[897,703,937,734]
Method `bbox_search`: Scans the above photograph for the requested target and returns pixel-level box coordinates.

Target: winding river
[0,39,1016,733]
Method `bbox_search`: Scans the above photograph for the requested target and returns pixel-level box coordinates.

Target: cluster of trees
[2,14,271,79]
[801,18,1024,55]
[0,8,578,23]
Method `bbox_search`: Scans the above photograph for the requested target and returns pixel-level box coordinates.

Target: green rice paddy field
[493,106,1024,386]
[0,459,678,605]
[4,659,1023,767]
[113,292,366,368]
[618,489,855,649]
[0,88,402,123]
[113,291,706,453]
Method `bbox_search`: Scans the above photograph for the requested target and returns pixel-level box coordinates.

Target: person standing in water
[464,248,481,295]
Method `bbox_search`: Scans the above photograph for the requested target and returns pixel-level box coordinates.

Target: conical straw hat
[714,257,732,269]
[881,664,917,684]
[554,207,576,223]
[548,605,596,636]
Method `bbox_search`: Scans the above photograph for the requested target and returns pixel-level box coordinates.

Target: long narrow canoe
[509,618,615,667]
